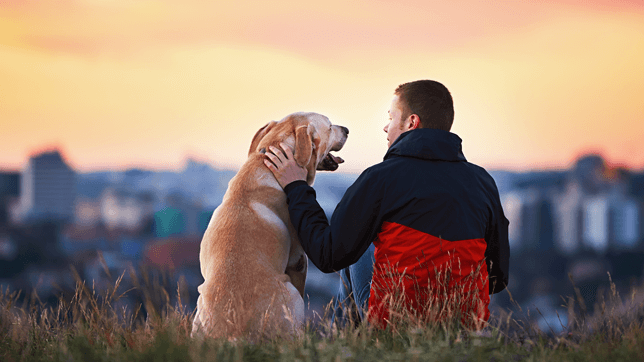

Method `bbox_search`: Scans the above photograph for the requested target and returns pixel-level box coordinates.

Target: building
[500,191,524,251]
[153,191,211,238]
[518,189,554,252]
[75,198,102,227]
[17,150,76,222]
[100,187,155,232]
[0,172,20,227]
[143,236,201,270]
[582,195,610,254]
[610,194,640,250]
[553,180,584,255]
[580,192,641,254]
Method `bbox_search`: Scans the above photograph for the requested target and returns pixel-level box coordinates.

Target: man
[264,80,509,327]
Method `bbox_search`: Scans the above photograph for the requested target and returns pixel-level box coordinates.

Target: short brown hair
[394,80,454,131]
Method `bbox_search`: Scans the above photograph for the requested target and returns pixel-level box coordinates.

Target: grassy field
[1,267,644,361]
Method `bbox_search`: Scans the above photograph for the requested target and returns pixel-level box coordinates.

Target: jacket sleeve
[284,169,383,273]
[485,190,510,295]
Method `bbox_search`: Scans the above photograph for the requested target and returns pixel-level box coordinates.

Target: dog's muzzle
[317,126,348,171]
[317,153,344,171]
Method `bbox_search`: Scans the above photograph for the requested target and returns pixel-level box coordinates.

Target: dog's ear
[294,124,315,167]
[248,121,277,156]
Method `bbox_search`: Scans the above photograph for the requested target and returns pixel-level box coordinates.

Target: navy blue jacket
[284,128,510,294]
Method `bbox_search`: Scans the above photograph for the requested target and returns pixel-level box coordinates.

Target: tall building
[18,150,76,222]
[500,191,523,251]
[582,195,610,254]
[0,172,20,226]
[517,188,555,252]
[611,196,639,249]
[553,181,584,255]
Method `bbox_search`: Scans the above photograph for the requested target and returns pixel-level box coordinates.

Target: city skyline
[2,0,643,173]
[4,148,642,253]
[2,143,643,332]
[0,147,642,175]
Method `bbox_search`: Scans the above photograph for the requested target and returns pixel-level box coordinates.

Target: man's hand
[264,143,307,189]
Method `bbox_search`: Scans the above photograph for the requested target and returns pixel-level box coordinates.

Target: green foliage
[1,269,644,361]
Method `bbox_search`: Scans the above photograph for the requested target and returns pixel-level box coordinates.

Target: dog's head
[249,112,349,185]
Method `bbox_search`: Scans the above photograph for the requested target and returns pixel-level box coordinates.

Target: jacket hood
[384,129,466,162]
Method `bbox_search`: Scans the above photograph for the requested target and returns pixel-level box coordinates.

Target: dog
[191,112,348,340]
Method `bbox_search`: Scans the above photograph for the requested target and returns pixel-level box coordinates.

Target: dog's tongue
[319,153,344,171]
[329,154,344,164]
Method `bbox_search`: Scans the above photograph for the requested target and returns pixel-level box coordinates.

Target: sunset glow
[1,0,643,173]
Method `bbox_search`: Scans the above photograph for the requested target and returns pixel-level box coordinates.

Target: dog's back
[192,112,347,340]
[192,155,304,340]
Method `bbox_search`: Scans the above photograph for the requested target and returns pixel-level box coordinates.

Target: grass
[1,265,644,361]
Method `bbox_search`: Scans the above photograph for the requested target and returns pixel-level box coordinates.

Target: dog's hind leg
[281,279,306,336]
[191,296,204,338]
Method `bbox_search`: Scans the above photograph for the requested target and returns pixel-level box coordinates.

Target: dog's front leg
[285,250,307,298]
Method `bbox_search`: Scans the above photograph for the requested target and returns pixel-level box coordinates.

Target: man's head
[384,80,454,148]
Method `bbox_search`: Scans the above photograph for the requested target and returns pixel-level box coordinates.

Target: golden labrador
[192,112,348,340]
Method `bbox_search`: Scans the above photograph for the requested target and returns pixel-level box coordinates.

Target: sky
[1,0,643,174]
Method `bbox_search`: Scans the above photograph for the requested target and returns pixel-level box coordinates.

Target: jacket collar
[383,128,467,162]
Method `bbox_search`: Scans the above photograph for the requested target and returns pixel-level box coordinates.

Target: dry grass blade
[1,263,644,361]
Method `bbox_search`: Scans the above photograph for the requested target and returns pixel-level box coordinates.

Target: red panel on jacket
[368,221,489,328]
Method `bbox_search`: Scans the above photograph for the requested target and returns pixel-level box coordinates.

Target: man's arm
[284,170,383,273]
[263,143,383,273]
[485,195,510,294]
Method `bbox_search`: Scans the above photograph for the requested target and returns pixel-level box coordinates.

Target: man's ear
[248,121,277,156]
[294,124,315,167]
[407,114,421,130]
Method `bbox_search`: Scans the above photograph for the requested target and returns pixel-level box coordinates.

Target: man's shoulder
[463,161,501,193]
[464,161,492,176]
[359,158,403,178]
[353,163,384,183]
[346,161,397,189]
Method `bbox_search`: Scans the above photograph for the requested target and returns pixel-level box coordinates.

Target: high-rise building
[517,189,555,252]
[0,172,20,226]
[553,181,584,255]
[611,197,639,249]
[500,191,524,251]
[582,195,610,254]
[18,150,76,222]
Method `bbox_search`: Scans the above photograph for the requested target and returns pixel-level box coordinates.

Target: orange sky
[1,0,643,173]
